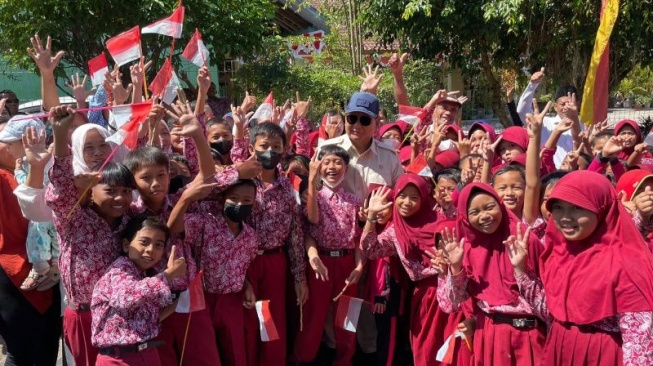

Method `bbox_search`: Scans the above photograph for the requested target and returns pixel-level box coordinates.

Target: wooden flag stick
[462,333,472,351]
[179,311,193,366]
[332,283,350,302]
[299,303,303,332]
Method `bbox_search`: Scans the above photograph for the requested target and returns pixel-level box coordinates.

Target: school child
[491,165,526,219]
[613,119,653,167]
[91,216,187,366]
[433,168,460,219]
[615,169,653,243]
[230,116,307,366]
[496,126,528,164]
[45,105,135,366]
[362,174,461,366]
[167,178,259,366]
[508,170,653,365]
[292,145,362,365]
[207,118,234,164]
[0,117,60,291]
[125,105,232,366]
[437,182,546,366]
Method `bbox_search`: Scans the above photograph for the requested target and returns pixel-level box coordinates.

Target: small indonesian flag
[106,26,142,67]
[255,300,279,342]
[149,59,180,105]
[397,105,425,125]
[288,171,302,205]
[182,28,209,67]
[405,154,432,177]
[435,331,465,363]
[142,5,185,39]
[176,270,206,313]
[250,92,274,123]
[335,295,364,333]
[106,102,152,150]
[88,53,109,87]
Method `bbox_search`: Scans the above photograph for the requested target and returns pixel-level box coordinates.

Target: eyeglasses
[346,114,372,126]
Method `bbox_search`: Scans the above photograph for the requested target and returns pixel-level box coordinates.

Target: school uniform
[231,138,307,366]
[129,172,236,366]
[437,183,546,366]
[293,186,361,366]
[184,209,259,366]
[91,256,172,366]
[46,155,128,366]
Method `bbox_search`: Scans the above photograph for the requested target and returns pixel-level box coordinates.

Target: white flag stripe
[343,297,363,332]
[142,20,183,38]
[162,71,181,105]
[174,289,190,313]
[90,66,109,87]
[255,302,270,342]
[112,105,134,129]
[105,129,127,146]
[111,45,141,67]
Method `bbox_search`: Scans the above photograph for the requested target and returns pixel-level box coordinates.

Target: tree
[0,0,276,78]
[362,0,653,126]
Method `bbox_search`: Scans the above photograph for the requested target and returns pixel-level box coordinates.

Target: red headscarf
[456,183,543,306]
[614,119,642,160]
[542,170,653,324]
[434,150,460,169]
[392,174,439,266]
[398,145,412,165]
[499,126,529,152]
[615,169,653,201]
[468,121,496,142]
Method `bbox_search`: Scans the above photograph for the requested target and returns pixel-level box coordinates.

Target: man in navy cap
[321,92,403,200]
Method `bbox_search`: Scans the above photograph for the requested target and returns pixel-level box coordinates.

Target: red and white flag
[397,105,425,125]
[255,300,279,342]
[176,270,206,313]
[335,295,364,333]
[142,5,185,39]
[250,92,274,122]
[106,26,142,67]
[435,331,464,363]
[288,171,302,205]
[88,53,109,87]
[106,102,152,150]
[149,59,180,105]
[405,154,432,177]
[182,28,209,67]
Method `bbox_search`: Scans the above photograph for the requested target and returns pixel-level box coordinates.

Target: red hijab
[392,174,439,267]
[542,170,653,324]
[614,119,642,160]
[434,150,460,169]
[499,126,529,152]
[456,183,542,306]
[468,121,496,142]
[615,169,653,201]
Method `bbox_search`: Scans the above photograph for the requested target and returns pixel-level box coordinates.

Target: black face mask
[256,150,282,170]
[210,139,233,156]
[223,203,253,223]
[169,175,191,194]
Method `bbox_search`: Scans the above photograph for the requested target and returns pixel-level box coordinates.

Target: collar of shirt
[255,167,285,192]
[320,185,345,200]
[134,195,172,215]
[339,135,379,158]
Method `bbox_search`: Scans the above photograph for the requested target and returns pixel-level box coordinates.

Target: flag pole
[179,312,192,366]
[139,42,150,101]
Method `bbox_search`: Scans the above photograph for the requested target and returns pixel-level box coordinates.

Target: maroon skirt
[473,312,546,366]
[410,276,472,366]
[541,320,622,366]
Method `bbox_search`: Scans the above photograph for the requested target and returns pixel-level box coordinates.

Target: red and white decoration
[290,30,325,59]
[335,295,364,333]
[106,26,142,67]
[106,102,152,150]
[149,59,180,105]
[142,5,185,39]
[250,92,274,122]
[87,53,109,87]
[435,331,465,363]
[176,270,206,313]
[255,300,279,342]
[405,155,432,177]
[397,105,425,125]
[182,28,209,67]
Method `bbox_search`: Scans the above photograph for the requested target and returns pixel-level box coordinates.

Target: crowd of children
[0,36,652,366]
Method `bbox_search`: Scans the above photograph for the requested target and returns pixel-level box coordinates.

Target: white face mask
[383,138,401,150]
[322,175,346,189]
[438,139,456,151]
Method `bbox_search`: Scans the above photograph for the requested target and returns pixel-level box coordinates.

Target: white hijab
[70,124,111,175]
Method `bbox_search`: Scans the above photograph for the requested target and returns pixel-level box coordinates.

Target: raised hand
[164,245,187,280]
[425,249,448,276]
[130,57,152,92]
[236,153,263,180]
[231,105,246,129]
[454,130,472,157]
[482,134,502,162]
[503,224,531,275]
[601,135,627,158]
[27,35,64,73]
[240,91,257,113]
[526,98,552,138]
[49,105,76,135]
[66,73,96,104]
[325,118,343,139]
[104,68,132,105]
[308,152,322,185]
[197,66,211,94]
[181,178,220,202]
[359,64,383,95]
[72,171,101,190]
[530,67,545,84]
[634,186,653,218]
[367,186,393,215]
[439,227,465,274]
[169,101,202,138]
[563,92,579,121]
[387,52,409,75]
[22,126,50,168]
[293,91,311,120]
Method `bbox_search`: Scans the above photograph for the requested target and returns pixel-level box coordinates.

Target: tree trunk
[479,50,511,127]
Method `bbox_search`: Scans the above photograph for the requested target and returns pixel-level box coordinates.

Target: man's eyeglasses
[346,114,372,126]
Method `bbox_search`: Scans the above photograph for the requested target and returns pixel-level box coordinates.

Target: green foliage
[0,0,276,77]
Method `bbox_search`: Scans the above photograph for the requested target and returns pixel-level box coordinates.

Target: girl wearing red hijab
[437,183,546,366]
[362,174,469,366]
[509,170,653,365]
[616,169,653,247]
[613,119,649,164]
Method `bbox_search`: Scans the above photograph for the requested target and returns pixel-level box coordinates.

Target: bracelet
[366,217,378,223]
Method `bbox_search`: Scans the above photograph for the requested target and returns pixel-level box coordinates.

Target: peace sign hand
[503,224,531,276]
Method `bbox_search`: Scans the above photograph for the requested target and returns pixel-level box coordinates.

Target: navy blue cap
[345,92,379,118]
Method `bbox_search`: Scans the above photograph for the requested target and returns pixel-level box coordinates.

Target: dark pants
[0,266,61,366]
